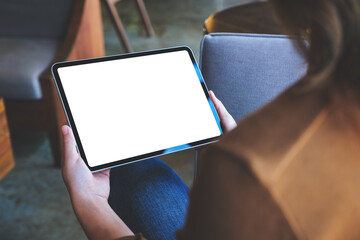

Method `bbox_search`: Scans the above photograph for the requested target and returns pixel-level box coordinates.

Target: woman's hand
[61,125,133,240]
[209,90,237,133]
[61,125,110,201]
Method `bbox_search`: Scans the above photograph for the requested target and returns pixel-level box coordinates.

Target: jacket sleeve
[176,145,297,240]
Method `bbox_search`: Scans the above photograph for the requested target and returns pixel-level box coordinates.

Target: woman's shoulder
[195,86,360,239]
[221,86,325,148]
[207,85,329,179]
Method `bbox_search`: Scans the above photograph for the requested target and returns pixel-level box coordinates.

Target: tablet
[52,46,222,172]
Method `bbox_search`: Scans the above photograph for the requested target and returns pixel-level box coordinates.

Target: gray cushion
[200,33,307,122]
[0,38,58,100]
[0,0,74,38]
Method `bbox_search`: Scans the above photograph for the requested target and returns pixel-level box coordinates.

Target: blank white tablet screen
[57,50,221,167]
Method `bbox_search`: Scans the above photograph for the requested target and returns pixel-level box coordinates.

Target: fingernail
[62,126,68,135]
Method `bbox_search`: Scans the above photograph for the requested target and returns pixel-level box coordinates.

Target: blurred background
[0,0,260,238]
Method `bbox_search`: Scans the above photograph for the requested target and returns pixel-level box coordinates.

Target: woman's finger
[209,90,229,116]
[62,125,79,167]
[209,90,237,132]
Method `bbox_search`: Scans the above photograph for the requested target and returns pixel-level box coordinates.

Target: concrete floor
[0,0,252,239]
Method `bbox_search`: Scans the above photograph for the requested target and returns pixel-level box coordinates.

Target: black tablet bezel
[52,46,222,172]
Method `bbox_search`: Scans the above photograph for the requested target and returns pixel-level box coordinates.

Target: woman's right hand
[209,90,237,133]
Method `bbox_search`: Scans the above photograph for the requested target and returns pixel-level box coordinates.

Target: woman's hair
[268,0,360,90]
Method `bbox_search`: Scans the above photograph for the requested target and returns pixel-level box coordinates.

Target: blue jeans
[108,157,189,240]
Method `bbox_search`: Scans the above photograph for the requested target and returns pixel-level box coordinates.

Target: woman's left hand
[61,125,110,202]
[61,125,133,240]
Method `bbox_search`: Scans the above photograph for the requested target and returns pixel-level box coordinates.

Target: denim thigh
[108,157,189,240]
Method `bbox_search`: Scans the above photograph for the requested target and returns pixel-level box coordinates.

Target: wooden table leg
[135,0,155,36]
[103,0,133,53]
[0,98,15,180]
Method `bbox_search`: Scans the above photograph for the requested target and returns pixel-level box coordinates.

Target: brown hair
[268,0,360,90]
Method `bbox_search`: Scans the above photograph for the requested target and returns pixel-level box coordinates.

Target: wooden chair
[0,0,105,167]
[0,99,14,180]
[204,2,282,35]
[103,0,155,52]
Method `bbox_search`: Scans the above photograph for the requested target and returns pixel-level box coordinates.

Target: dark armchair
[0,0,104,166]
